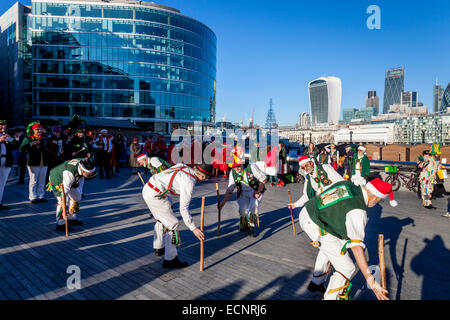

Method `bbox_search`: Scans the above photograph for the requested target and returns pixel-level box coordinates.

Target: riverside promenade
[0,168,449,300]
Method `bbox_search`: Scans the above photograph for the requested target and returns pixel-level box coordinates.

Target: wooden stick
[378,234,387,290]
[60,184,69,238]
[287,190,296,235]
[216,183,221,235]
[200,196,205,272]
[137,171,145,186]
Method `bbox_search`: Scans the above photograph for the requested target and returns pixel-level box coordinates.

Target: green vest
[231,165,265,194]
[306,162,333,197]
[147,157,172,175]
[49,159,82,197]
[305,181,367,240]
[352,155,370,178]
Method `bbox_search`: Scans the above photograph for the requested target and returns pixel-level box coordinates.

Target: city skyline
[1,0,449,126]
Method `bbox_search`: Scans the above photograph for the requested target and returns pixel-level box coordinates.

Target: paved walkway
[0,168,449,300]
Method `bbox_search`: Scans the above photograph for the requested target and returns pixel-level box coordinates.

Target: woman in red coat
[265,145,280,185]
[219,142,229,177]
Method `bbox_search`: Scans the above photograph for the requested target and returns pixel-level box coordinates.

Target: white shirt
[226,163,267,192]
[62,166,84,197]
[294,164,344,208]
[149,163,197,231]
[94,136,113,153]
[344,187,369,249]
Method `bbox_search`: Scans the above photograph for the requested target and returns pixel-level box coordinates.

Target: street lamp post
[302,133,305,145]
[309,132,312,144]
[350,131,353,144]
[422,129,426,144]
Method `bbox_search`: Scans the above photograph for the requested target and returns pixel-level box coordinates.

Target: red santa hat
[298,155,313,167]
[365,178,398,207]
[137,153,148,162]
[31,123,42,129]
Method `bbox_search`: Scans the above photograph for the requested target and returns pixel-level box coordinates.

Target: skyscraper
[434,82,444,113]
[440,83,450,113]
[298,112,311,128]
[365,91,379,115]
[308,76,342,125]
[401,91,417,108]
[383,67,404,114]
[0,2,32,126]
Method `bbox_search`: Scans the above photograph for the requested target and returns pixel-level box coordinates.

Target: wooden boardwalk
[0,168,449,300]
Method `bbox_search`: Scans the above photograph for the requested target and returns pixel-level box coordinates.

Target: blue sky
[2,0,449,126]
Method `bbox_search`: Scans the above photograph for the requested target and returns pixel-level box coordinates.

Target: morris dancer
[351,146,370,186]
[218,158,267,237]
[48,158,97,231]
[293,155,344,210]
[289,178,393,300]
[418,149,440,209]
[140,156,212,268]
[20,122,52,203]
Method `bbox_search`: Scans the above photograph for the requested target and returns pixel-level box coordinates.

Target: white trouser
[27,166,48,200]
[237,189,263,227]
[142,184,179,261]
[299,207,357,300]
[0,166,11,204]
[56,187,82,225]
[351,171,366,186]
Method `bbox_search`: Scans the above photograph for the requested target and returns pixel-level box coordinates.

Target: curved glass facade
[31,0,216,131]
[441,83,450,113]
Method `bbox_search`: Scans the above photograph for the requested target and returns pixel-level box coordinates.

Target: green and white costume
[227,163,266,230]
[49,159,85,225]
[299,181,368,300]
[351,153,370,186]
[294,162,344,208]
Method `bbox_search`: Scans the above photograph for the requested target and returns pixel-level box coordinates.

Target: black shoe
[38,198,47,203]
[81,193,85,198]
[307,281,326,294]
[30,199,39,204]
[239,225,249,232]
[16,181,24,185]
[248,227,256,237]
[56,224,74,232]
[132,172,137,175]
[154,248,165,257]
[0,204,10,210]
[68,219,83,226]
[162,256,189,269]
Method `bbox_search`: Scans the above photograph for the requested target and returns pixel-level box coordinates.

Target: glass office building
[29,0,216,133]
[382,67,404,114]
[308,76,341,125]
[441,83,450,114]
[0,2,32,127]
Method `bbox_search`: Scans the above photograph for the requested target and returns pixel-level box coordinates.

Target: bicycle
[384,166,419,192]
